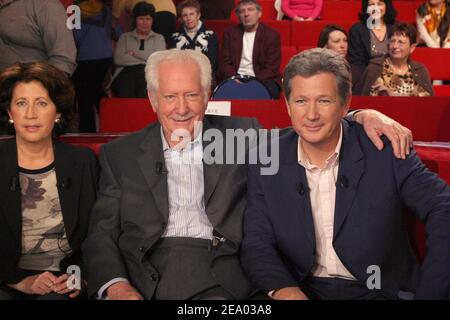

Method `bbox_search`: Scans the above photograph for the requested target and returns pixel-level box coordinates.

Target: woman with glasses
[0,62,98,300]
[360,23,434,96]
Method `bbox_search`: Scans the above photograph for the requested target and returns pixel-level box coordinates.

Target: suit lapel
[0,139,22,242]
[282,131,316,249]
[252,24,263,66]
[54,141,81,241]
[333,122,364,240]
[137,123,170,223]
[234,25,244,69]
[202,117,223,206]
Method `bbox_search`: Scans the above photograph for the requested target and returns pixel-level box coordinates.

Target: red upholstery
[290,20,354,47]
[434,85,450,97]
[205,20,235,45]
[99,96,450,142]
[352,96,450,142]
[395,1,417,23]
[281,46,298,73]
[58,134,124,155]
[264,20,291,46]
[411,48,450,81]
[99,98,157,133]
[322,0,360,21]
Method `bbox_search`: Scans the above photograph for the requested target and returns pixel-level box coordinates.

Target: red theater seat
[281,46,298,73]
[99,96,450,142]
[411,48,450,81]
[351,96,450,142]
[58,134,124,155]
[205,20,235,45]
[99,98,157,133]
[395,1,417,23]
[290,20,354,47]
[264,20,291,46]
[434,85,450,97]
[322,0,360,21]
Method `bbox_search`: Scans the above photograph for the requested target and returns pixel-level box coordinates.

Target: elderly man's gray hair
[145,49,212,98]
[282,48,352,105]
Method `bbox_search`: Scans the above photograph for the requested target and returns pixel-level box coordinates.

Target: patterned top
[369,59,431,97]
[18,163,71,272]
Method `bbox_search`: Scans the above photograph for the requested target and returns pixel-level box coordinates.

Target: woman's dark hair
[131,2,156,29]
[317,24,349,48]
[417,0,450,47]
[359,0,397,25]
[391,22,417,44]
[0,62,75,136]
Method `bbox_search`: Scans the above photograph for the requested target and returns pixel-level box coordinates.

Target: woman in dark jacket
[349,0,397,94]
[0,62,98,300]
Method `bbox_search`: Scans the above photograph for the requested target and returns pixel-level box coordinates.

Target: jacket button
[150,274,159,281]
[139,246,146,252]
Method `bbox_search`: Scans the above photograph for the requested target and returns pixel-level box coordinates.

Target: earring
[55,118,61,123]
[8,119,14,124]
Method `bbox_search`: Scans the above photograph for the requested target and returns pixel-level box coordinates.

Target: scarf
[425,3,447,33]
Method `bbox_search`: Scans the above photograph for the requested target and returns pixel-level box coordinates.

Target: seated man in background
[241,48,450,300]
[218,0,282,99]
[82,47,415,300]
[360,23,434,96]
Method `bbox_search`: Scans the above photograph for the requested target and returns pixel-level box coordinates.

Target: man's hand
[51,274,83,299]
[354,109,413,159]
[107,282,144,300]
[7,272,58,295]
[271,287,309,300]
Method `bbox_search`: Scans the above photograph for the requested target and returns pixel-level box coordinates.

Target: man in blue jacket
[241,48,450,300]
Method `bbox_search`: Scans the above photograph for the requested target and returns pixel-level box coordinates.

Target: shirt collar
[160,122,203,153]
[297,124,343,171]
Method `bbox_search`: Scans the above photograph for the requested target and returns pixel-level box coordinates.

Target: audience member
[361,23,434,96]
[281,0,323,21]
[416,0,450,48]
[219,0,282,99]
[0,0,77,75]
[111,2,166,98]
[0,62,98,300]
[318,24,349,57]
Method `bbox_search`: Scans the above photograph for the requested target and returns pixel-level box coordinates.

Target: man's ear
[148,90,157,112]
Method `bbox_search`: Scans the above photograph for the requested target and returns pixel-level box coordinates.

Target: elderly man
[83,48,415,300]
[218,0,282,99]
[241,48,450,300]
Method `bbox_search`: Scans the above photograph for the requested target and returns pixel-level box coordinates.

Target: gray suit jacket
[83,115,260,299]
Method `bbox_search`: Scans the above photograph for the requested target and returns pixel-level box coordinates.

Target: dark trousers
[152,11,176,44]
[111,64,147,98]
[263,80,281,99]
[72,58,112,132]
[147,237,235,300]
[300,277,395,300]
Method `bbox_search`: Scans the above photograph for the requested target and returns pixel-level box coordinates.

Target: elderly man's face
[149,60,208,147]
[287,73,349,151]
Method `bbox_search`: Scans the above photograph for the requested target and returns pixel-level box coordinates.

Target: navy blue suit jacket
[241,121,450,299]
